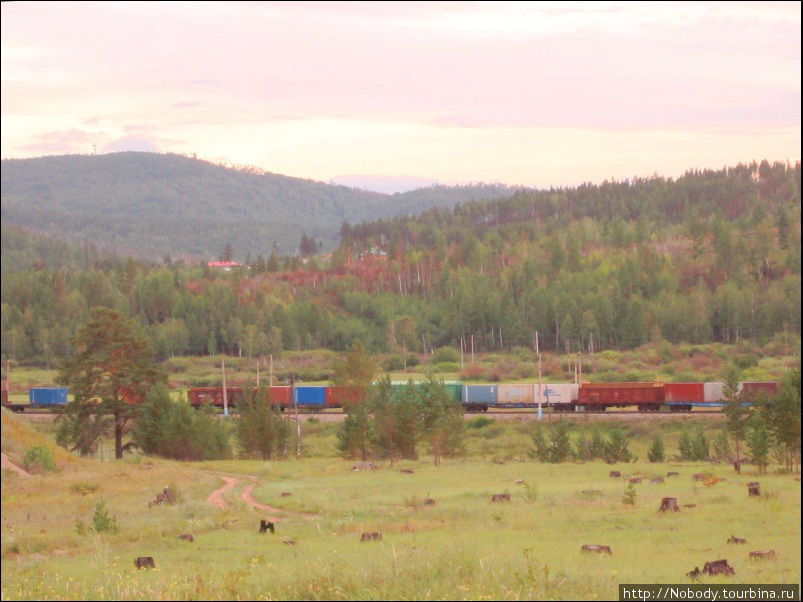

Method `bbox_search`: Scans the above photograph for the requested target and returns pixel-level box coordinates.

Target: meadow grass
[3,417,800,601]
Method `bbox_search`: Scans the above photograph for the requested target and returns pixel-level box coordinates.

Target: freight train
[185,380,780,413]
[2,381,779,413]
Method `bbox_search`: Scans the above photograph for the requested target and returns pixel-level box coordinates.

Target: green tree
[420,376,464,466]
[548,420,573,463]
[133,385,231,460]
[762,366,801,472]
[722,362,749,472]
[333,340,379,461]
[647,435,665,462]
[236,386,290,460]
[748,413,771,475]
[57,308,164,459]
[605,429,633,463]
[678,430,693,460]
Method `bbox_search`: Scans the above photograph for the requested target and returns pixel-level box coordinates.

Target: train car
[187,387,244,408]
[739,382,779,401]
[578,382,664,411]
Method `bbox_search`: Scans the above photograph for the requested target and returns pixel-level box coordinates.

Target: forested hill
[1,159,799,369]
[0,152,513,260]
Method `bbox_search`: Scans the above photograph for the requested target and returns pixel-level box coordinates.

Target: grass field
[2,410,800,600]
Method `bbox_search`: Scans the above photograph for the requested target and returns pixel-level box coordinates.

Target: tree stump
[659,497,680,512]
[747,482,761,497]
[609,471,621,478]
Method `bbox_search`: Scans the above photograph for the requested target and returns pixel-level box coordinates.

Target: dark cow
[259,520,275,534]
[134,556,155,569]
[178,533,194,542]
[360,532,381,542]
[581,544,612,555]
[491,493,510,502]
[703,559,734,576]
[727,536,746,544]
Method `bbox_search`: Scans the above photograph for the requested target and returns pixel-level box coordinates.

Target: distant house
[207,261,242,271]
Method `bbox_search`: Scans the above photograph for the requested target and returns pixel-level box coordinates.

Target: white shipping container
[497,384,535,404]
[704,382,724,403]
[541,383,579,406]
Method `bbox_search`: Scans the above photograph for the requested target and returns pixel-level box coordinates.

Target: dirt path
[1,453,32,478]
[206,474,283,522]
[241,476,282,522]
[206,475,239,509]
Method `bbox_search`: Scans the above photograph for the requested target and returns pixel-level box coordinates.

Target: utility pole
[222,357,228,417]
[536,331,542,421]
[291,374,300,457]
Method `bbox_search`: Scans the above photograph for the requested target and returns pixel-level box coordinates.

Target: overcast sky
[2,1,800,192]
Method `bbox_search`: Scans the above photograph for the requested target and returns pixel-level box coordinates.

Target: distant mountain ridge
[0,152,515,260]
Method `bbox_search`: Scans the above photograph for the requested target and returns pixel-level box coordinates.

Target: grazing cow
[178,534,194,542]
[134,556,155,569]
[259,520,275,534]
[491,493,510,502]
[609,471,621,478]
[703,559,734,576]
[581,544,612,555]
[749,550,776,560]
[360,532,381,542]
[727,536,746,544]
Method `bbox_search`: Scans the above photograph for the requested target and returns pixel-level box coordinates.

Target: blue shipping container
[293,386,326,406]
[29,387,68,406]
[462,385,498,404]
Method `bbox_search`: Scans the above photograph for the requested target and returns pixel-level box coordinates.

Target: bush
[92,500,119,534]
[647,436,665,462]
[430,347,460,364]
[468,416,494,429]
[23,446,54,474]
[433,362,459,374]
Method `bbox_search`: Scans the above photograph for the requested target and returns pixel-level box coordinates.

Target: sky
[1,1,800,193]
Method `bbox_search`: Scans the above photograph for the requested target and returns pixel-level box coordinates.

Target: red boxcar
[578,382,664,411]
[187,387,244,408]
[739,382,779,401]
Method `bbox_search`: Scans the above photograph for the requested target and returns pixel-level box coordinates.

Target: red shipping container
[664,383,705,403]
[268,386,292,408]
[325,386,364,408]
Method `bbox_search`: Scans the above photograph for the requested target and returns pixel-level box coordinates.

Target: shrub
[22,446,54,474]
[69,482,100,496]
[468,416,494,429]
[622,482,637,506]
[434,362,459,374]
[430,347,460,364]
[647,436,665,462]
[92,500,119,534]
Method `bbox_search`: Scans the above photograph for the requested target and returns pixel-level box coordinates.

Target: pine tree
[648,435,665,462]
